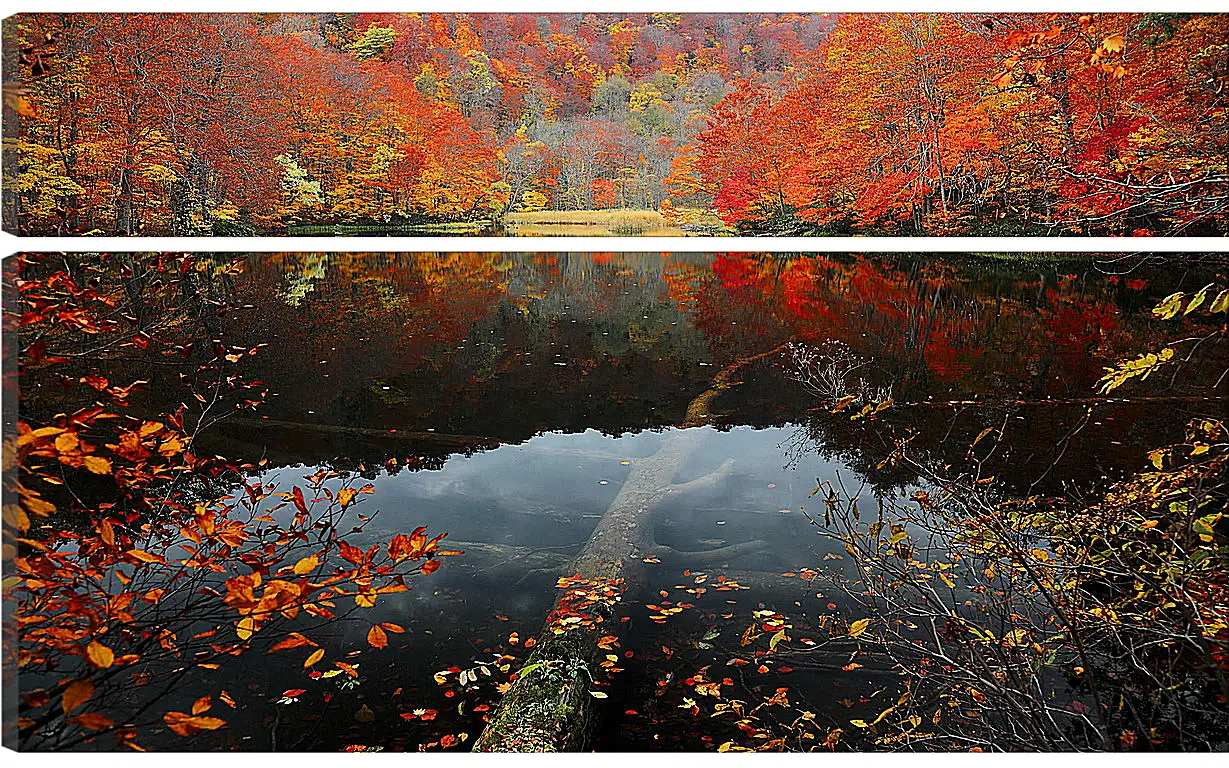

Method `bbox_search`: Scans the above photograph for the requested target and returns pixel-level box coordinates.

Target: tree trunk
[473,342,790,752]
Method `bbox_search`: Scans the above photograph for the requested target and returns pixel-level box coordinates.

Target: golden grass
[502,208,674,235]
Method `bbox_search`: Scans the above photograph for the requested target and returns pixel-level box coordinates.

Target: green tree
[347,23,396,60]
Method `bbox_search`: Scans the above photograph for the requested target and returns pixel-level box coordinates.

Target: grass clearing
[502,209,687,236]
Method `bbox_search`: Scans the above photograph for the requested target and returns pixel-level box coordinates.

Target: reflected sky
[13,251,1226,751]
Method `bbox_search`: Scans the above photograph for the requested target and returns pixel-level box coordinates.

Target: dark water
[16,252,1228,751]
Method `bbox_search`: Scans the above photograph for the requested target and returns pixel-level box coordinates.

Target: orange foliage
[3,253,454,749]
[675,13,1228,235]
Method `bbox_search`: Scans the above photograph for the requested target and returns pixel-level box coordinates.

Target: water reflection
[312,426,870,574]
[12,251,1227,751]
[66,251,1220,497]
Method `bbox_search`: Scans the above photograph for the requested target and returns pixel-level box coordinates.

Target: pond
[11,252,1227,751]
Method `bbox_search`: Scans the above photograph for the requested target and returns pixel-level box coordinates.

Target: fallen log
[441,540,840,602]
[473,342,791,752]
[442,542,837,604]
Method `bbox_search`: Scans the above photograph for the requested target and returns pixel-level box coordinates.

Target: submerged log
[471,428,713,751]
[435,541,580,589]
[443,543,829,602]
[473,342,791,752]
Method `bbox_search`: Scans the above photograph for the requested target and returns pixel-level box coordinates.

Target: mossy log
[473,343,791,752]
[472,428,710,751]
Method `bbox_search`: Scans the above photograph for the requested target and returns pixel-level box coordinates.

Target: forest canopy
[3,12,1227,236]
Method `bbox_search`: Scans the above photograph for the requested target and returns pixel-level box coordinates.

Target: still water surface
[21,252,1226,750]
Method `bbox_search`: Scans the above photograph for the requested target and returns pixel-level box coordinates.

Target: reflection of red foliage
[712,253,757,297]
[680,254,1156,399]
[237,254,506,412]
[1045,297,1123,387]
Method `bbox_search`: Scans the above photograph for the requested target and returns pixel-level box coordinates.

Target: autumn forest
[3,12,1228,236]
[3,5,1229,758]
